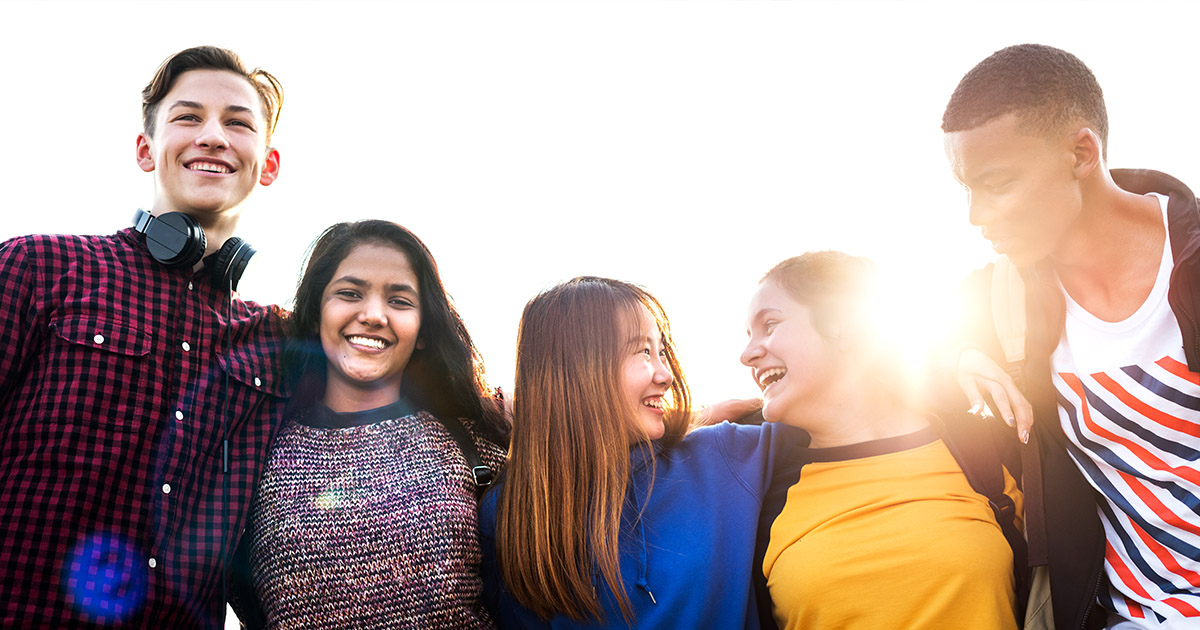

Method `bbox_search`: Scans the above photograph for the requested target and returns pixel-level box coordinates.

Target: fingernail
[1004,415,1015,427]
[969,403,983,415]
[1020,430,1029,444]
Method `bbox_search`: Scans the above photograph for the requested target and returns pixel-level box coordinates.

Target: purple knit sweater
[244,400,505,629]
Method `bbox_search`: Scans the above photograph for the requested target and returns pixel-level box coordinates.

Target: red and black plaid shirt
[0,228,291,629]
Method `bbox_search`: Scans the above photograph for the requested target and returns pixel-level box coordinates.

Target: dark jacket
[957,169,1200,630]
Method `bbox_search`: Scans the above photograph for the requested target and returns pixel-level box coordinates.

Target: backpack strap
[936,412,1031,624]
[437,415,494,495]
[991,254,1028,376]
[989,257,1049,567]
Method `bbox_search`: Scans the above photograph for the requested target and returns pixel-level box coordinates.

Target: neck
[1051,169,1165,320]
[322,383,401,414]
[1053,168,1162,275]
[785,381,929,449]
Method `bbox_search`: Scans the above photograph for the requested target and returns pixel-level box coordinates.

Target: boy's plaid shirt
[0,229,290,629]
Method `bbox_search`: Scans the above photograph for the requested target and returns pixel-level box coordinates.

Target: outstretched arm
[693,397,763,427]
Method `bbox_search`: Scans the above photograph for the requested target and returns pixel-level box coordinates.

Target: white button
[188,282,194,291]
[175,410,184,420]
[148,557,157,569]
[93,334,104,344]
[253,377,262,387]
[182,341,191,352]
[162,483,172,494]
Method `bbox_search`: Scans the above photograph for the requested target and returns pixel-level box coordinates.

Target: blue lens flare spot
[62,532,147,624]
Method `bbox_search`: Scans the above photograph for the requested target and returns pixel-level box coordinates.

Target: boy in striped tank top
[943,44,1200,629]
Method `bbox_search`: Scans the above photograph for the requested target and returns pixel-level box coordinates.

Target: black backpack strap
[438,415,494,494]
[935,412,1031,626]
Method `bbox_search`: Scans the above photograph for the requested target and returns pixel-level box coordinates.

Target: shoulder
[679,420,804,458]
[1,232,128,267]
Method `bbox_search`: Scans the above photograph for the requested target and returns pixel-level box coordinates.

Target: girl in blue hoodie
[479,276,799,629]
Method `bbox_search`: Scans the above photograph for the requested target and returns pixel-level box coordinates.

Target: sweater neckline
[297,398,418,429]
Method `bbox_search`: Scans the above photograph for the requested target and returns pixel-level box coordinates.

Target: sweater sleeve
[712,421,809,500]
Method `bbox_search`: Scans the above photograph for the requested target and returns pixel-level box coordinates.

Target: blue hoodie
[478,421,802,629]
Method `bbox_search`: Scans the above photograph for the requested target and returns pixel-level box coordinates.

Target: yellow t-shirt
[764,431,1022,630]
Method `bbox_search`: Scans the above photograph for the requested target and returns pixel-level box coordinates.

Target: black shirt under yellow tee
[762,427,1022,630]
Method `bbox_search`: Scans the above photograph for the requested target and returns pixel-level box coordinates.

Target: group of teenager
[0,41,1195,630]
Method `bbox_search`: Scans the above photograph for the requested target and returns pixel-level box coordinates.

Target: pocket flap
[52,317,151,357]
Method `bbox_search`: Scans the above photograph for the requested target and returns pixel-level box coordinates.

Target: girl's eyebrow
[329,276,418,294]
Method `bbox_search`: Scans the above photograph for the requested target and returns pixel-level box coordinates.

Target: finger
[1009,388,1034,444]
[981,380,1015,428]
[957,373,987,417]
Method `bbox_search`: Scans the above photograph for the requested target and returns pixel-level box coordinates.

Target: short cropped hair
[942,44,1108,156]
[141,46,284,142]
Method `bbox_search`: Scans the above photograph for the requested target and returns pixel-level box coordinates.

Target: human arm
[0,238,35,411]
[692,397,764,427]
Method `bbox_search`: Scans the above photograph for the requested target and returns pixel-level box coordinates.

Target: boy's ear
[259,147,281,186]
[1070,127,1102,180]
[136,133,155,172]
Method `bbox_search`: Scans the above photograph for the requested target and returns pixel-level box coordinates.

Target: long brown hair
[494,277,690,622]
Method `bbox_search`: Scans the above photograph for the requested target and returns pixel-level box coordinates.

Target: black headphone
[132,209,256,291]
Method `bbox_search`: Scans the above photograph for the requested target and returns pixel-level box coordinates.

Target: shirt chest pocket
[215,336,289,432]
[48,316,155,431]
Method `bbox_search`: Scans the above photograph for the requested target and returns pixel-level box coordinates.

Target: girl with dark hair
[745,251,1023,630]
[479,276,800,629]
[235,220,508,629]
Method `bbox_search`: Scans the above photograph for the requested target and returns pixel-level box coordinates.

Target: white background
[3,0,1197,403]
[3,2,1199,627]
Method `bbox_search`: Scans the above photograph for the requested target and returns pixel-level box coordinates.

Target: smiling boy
[0,46,290,628]
[944,44,1200,629]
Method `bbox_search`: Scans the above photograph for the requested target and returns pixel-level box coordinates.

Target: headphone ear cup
[143,212,207,268]
[211,237,257,292]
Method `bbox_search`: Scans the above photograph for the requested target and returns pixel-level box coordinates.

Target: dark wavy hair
[942,43,1108,158]
[284,220,509,446]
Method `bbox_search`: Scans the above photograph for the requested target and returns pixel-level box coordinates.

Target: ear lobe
[1071,127,1102,180]
[136,134,155,172]
[259,148,281,186]
[416,337,426,350]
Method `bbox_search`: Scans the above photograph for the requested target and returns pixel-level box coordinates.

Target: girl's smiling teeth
[757,367,787,390]
[642,395,666,411]
[347,335,390,350]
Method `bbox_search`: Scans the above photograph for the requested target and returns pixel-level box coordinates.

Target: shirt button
[254,377,262,387]
[93,334,104,344]
[188,282,194,291]
[175,410,184,420]
[148,557,157,569]
[162,483,172,495]
[182,341,191,352]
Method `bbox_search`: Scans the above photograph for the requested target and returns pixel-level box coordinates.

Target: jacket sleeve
[478,487,550,629]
